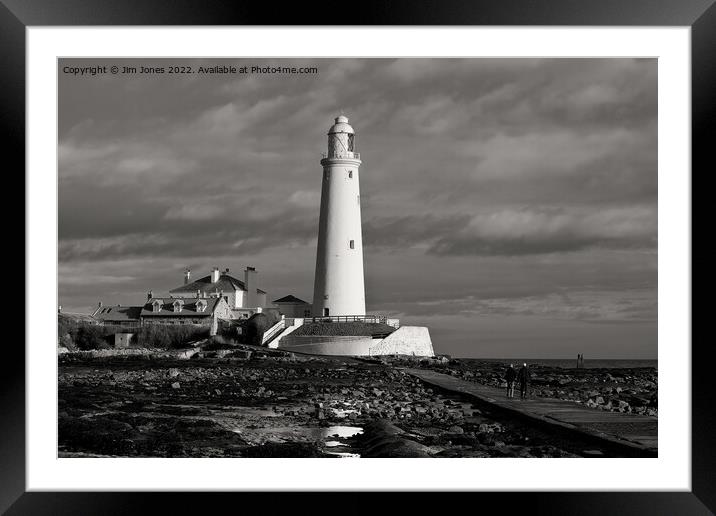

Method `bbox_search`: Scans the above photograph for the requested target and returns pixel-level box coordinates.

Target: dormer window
[152,300,162,313]
[196,300,207,312]
[173,300,184,313]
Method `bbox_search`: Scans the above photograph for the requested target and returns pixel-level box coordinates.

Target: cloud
[289,190,321,208]
[164,204,225,221]
[383,287,657,323]
[428,205,656,256]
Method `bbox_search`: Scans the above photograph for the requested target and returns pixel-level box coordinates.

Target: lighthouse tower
[312,115,366,317]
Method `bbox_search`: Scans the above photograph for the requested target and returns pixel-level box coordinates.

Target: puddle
[235,424,363,457]
[236,425,362,439]
[323,426,363,439]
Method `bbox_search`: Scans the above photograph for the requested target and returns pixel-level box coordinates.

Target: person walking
[504,363,517,398]
[517,363,530,400]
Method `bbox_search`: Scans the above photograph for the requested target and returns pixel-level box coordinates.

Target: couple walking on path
[505,363,529,399]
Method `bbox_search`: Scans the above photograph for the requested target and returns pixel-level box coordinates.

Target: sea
[465,358,657,370]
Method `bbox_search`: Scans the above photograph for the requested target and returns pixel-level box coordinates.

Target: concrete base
[276,326,434,357]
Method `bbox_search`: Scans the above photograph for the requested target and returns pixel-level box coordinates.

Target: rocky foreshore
[58,350,635,458]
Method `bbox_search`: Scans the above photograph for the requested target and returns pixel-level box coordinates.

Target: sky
[58,58,657,358]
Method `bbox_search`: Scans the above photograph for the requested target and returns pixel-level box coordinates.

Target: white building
[169,266,267,311]
[311,115,366,317]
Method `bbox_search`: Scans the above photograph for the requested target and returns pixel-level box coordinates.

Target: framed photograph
[7,0,711,512]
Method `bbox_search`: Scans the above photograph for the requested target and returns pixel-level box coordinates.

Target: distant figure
[504,364,517,398]
[517,363,529,399]
[577,353,585,369]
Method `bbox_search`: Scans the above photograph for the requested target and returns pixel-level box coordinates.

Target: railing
[321,152,360,159]
[261,319,287,345]
[304,315,387,324]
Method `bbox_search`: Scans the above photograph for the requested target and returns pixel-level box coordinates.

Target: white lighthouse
[312,115,366,317]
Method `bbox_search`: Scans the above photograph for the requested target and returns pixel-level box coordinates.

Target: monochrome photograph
[57,57,657,459]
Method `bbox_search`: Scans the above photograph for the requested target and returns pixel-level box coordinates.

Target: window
[347,134,354,151]
[324,308,330,316]
[325,170,330,180]
[349,240,355,249]
[348,170,353,179]
[357,194,360,205]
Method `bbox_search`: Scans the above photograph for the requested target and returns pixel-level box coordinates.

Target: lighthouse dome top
[328,115,354,135]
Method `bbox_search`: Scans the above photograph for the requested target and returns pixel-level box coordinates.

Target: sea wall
[368,326,434,357]
[276,326,434,357]
[276,335,376,356]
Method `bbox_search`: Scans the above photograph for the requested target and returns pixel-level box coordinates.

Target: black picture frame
[4,0,711,513]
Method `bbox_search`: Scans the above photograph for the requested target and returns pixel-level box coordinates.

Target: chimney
[225,268,230,275]
[196,289,201,298]
[245,266,258,308]
[211,267,220,283]
[184,268,191,285]
[98,301,103,308]
[147,290,153,301]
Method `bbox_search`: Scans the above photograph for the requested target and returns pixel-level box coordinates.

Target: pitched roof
[273,294,309,304]
[93,305,142,322]
[169,273,266,295]
[140,297,219,317]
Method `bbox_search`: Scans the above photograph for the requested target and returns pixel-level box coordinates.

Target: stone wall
[276,325,434,357]
[277,335,376,356]
[368,326,434,357]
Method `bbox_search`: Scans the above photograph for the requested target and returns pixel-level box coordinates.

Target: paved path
[404,368,657,456]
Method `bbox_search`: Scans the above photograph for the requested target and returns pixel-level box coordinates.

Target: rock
[167,368,180,378]
[448,425,464,434]
[171,382,181,389]
[583,449,604,457]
